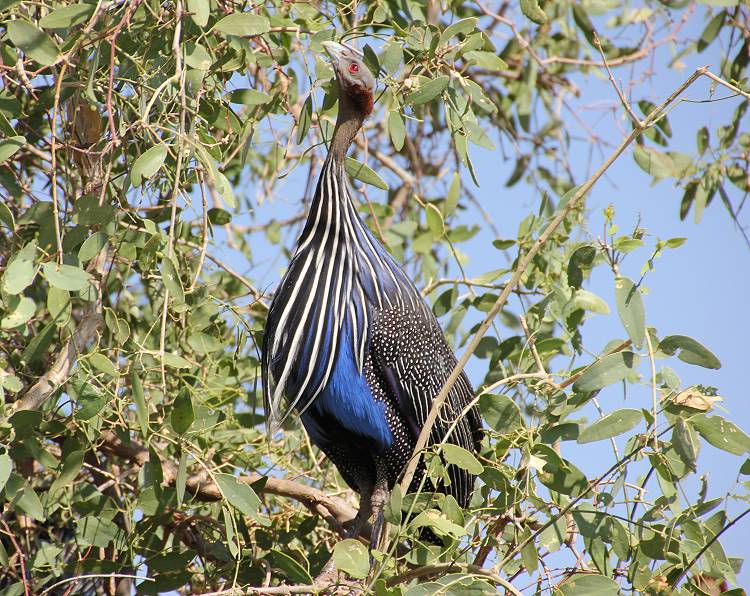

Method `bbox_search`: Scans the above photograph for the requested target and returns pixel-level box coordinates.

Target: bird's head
[322,41,375,118]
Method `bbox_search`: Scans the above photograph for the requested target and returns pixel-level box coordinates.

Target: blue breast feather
[303,319,393,451]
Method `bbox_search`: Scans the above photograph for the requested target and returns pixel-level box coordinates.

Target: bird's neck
[329,92,365,165]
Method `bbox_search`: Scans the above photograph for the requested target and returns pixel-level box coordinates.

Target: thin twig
[39,574,153,595]
[593,33,642,127]
[0,518,30,596]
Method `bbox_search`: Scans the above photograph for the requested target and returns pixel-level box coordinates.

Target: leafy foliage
[0,0,748,594]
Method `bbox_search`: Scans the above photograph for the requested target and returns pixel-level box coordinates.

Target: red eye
[348,63,359,73]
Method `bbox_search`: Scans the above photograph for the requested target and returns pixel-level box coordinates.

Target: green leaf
[537,457,588,497]
[388,110,405,152]
[73,195,116,226]
[439,17,478,47]
[615,277,645,348]
[0,135,25,163]
[76,515,120,548]
[2,248,36,295]
[21,322,56,365]
[160,257,185,305]
[362,44,380,76]
[0,201,15,230]
[441,444,483,474]
[573,352,639,393]
[425,204,444,236]
[633,145,675,179]
[557,573,621,595]
[48,450,84,498]
[187,0,209,27]
[88,353,118,377]
[520,527,538,573]
[698,10,725,52]
[270,549,311,583]
[131,144,167,186]
[658,335,721,369]
[577,409,642,444]
[692,414,750,456]
[297,95,312,144]
[384,484,402,524]
[333,539,369,579]
[406,76,449,106]
[42,262,91,292]
[696,126,710,154]
[672,417,698,470]
[39,3,95,28]
[572,289,610,314]
[0,453,12,493]
[14,486,45,521]
[78,231,108,263]
[75,381,107,420]
[226,88,271,105]
[176,451,188,505]
[567,245,596,289]
[171,390,194,434]
[214,13,270,36]
[184,42,212,70]
[130,370,149,438]
[345,157,389,190]
[463,50,508,71]
[520,0,547,24]
[215,473,262,519]
[162,353,193,368]
[380,42,403,73]
[1,295,35,329]
[465,120,495,150]
[7,20,60,66]
[479,394,523,434]
[445,172,460,214]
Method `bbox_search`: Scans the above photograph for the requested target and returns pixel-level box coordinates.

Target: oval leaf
[1,296,35,329]
[42,262,91,291]
[333,539,369,579]
[39,4,95,28]
[692,414,750,456]
[479,394,523,434]
[215,473,262,519]
[406,76,450,106]
[160,257,185,305]
[615,277,645,348]
[7,21,60,66]
[131,144,167,186]
[578,409,642,444]
[214,13,270,36]
[0,136,26,163]
[441,444,483,474]
[573,352,639,393]
[345,157,388,190]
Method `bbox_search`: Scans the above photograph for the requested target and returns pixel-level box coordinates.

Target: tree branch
[97,430,364,538]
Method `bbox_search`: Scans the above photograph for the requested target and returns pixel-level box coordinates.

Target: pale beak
[321,40,363,68]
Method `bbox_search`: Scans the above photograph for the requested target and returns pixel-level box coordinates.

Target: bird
[261,40,483,565]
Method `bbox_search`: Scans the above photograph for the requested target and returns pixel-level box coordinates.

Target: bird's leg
[369,461,390,568]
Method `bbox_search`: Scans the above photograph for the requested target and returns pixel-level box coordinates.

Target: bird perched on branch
[261,40,482,564]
